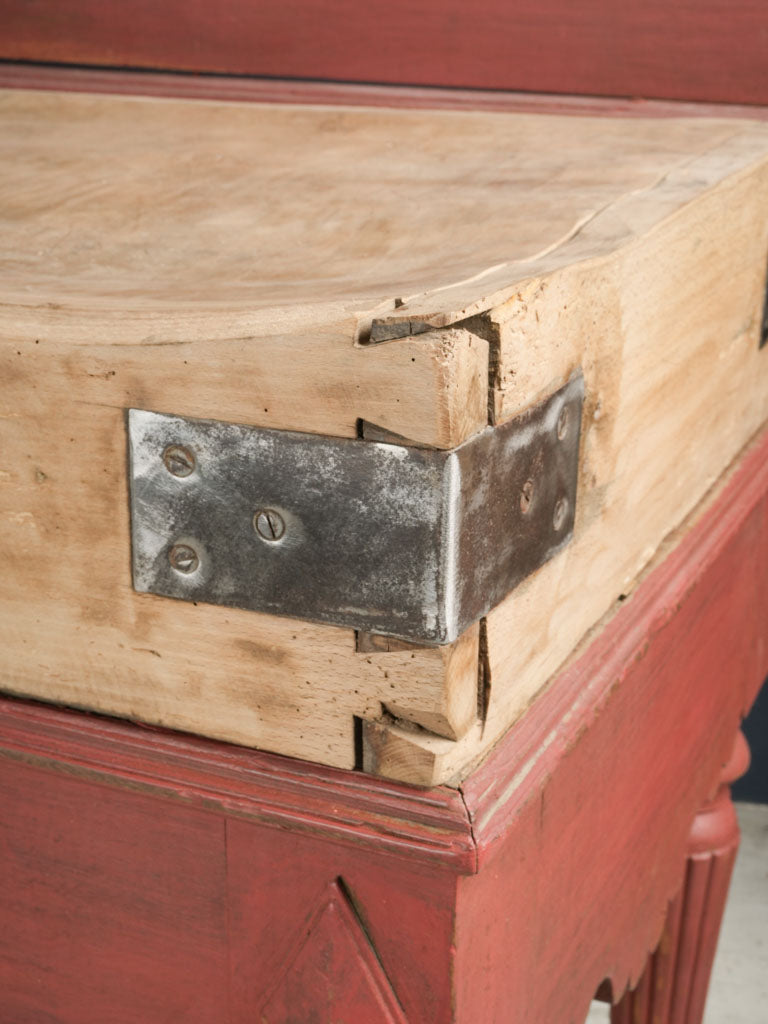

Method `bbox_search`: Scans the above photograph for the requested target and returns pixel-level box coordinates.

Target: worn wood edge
[486,155,768,425]
[0,696,477,871]
[4,62,768,121]
[368,622,481,741]
[361,718,484,788]
[370,127,768,334]
[0,324,486,775]
[365,421,768,786]
[413,328,490,450]
[1,306,487,456]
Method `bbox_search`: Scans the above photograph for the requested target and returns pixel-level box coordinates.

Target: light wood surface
[2,87,768,781]
[0,89,749,316]
[365,136,768,782]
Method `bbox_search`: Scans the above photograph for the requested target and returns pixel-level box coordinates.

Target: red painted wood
[0,698,475,870]
[259,881,408,1023]
[2,424,768,1021]
[224,818,460,1022]
[0,759,229,1023]
[3,62,768,122]
[611,733,748,1024]
[0,710,463,1022]
[2,1,767,105]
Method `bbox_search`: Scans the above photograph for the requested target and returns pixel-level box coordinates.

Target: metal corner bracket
[128,372,584,645]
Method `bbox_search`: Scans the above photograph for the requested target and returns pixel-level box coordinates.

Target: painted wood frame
[1,1,767,106]
[2,419,767,1022]
[3,63,768,122]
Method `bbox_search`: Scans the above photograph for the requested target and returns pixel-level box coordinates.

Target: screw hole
[553,497,569,532]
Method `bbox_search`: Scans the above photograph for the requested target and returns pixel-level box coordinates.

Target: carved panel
[260,880,408,1023]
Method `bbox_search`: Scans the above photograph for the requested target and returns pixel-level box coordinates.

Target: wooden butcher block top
[2,87,768,785]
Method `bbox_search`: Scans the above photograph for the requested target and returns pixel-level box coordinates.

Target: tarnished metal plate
[128,373,583,644]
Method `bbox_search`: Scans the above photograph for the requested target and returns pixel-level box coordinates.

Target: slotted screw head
[553,497,569,532]
[253,508,286,542]
[169,543,199,574]
[163,444,195,478]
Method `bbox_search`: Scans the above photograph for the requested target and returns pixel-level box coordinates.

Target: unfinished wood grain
[480,143,768,764]
[0,346,481,766]
[364,137,768,784]
[0,89,754,323]
[0,321,485,771]
[3,87,768,779]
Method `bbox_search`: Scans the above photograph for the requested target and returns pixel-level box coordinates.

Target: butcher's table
[1,83,767,1023]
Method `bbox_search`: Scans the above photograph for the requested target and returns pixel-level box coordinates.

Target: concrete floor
[585,802,768,1024]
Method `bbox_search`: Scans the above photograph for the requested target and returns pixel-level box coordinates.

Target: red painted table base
[610,732,750,1024]
[2,426,767,1022]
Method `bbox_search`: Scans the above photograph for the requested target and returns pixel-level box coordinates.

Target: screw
[556,405,570,441]
[169,543,199,574]
[520,479,534,514]
[163,444,195,478]
[253,508,286,542]
[553,497,569,532]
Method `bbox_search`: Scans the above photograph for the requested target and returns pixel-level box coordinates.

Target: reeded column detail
[611,731,749,1024]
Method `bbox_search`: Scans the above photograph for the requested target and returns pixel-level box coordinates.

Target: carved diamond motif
[260,880,408,1024]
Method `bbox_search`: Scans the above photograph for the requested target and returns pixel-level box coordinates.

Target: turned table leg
[611,731,750,1024]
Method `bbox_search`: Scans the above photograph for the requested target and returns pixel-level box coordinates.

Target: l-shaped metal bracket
[128,372,583,645]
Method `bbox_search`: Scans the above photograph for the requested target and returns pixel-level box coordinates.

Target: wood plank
[3,90,750,328]
[480,138,768,764]
[364,139,768,784]
[3,88,768,779]
[0,760,230,1023]
[2,1,767,105]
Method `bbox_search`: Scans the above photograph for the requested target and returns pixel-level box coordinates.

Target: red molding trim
[0,699,475,871]
[2,2,768,106]
[1,63,768,121]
